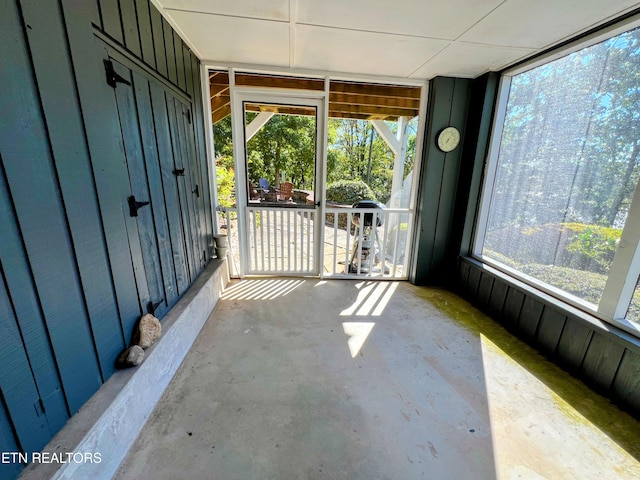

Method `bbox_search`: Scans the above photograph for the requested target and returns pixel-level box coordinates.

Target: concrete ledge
[19,259,229,480]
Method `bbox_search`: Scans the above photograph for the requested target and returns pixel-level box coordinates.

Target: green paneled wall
[0,1,212,477]
[411,77,472,285]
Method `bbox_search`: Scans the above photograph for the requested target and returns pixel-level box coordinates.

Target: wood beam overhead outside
[330,81,421,99]
[329,103,418,118]
[209,71,422,123]
[210,83,229,98]
[235,73,324,91]
[329,92,420,110]
[212,104,231,124]
[244,103,316,117]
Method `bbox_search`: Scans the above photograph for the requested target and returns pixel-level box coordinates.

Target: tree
[246,113,316,189]
[327,119,396,203]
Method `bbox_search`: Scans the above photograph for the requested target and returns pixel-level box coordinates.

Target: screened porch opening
[210,71,423,278]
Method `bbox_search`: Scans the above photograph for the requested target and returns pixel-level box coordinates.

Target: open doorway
[209,71,423,278]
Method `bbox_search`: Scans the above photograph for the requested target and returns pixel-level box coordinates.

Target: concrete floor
[116,279,640,480]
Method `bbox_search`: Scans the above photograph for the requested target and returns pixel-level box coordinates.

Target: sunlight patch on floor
[342,322,375,358]
[480,334,640,480]
[340,281,399,316]
[222,279,305,300]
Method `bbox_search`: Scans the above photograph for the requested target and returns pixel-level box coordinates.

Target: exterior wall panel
[457,257,640,416]
[0,1,211,477]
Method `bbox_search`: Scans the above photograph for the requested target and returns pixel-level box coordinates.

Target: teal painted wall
[0,1,212,477]
[410,76,472,285]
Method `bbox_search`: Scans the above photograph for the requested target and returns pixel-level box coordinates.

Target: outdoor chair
[259,178,270,196]
[248,180,260,200]
[278,182,294,202]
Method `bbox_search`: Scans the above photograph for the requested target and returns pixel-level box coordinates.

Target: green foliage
[326,180,376,205]
[213,116,233,162]
[484,248,606,306]
[486,222,621,276]
[489,27,640,231]
[246,114,316,189]
[213,116,236,208]
[327,119,393,203]
[485,221,622,306]
[521,264,606,306]
[215,159,235,208]
[211,112,419,208]
[563,222,621,273]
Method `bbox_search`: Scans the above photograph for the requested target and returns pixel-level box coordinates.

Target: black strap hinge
[173,168,185,176]
[104,60,131,88]
[128,195,150,217]
[147,298,164,315]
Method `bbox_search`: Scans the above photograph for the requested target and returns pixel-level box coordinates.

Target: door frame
[231,87,328,276]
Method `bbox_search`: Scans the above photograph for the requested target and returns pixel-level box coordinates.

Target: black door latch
[128,195,150,217]
[104,60,131,88]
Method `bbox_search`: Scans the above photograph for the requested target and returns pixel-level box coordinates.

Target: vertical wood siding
[0,1,211,476]
[458,258,640,417]
[411,77,472,285]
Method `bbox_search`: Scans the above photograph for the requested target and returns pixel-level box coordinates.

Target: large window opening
[475,19,640,332]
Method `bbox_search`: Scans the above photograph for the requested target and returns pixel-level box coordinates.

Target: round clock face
[437,126,461,152]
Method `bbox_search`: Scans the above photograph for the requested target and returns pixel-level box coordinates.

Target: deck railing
[246,205,316,274]
[216,205,413,279]
[323,207,412,279]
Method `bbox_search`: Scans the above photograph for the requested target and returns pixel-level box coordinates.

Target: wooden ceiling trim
[209,71,229,83]
[245,104,317,117]
[328,111,397,121]
[212,104,231,124]
[210,83,229,98]
[211,94,230,112]
[209,71,422,122]
[329,92,420,110]
[329,103,418,118]
[330,81,421,100]
[235,73,325,91]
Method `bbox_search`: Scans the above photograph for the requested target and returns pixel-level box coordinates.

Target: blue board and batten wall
[0,1,212,477]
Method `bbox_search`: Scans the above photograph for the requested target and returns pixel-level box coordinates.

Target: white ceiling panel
[161,0,290,21]
[296,0,504,40]
[411,43,535,78]
[165,10,290,66]
[460,0,640,48]
[156,0,640,80]
[294,25,450,77]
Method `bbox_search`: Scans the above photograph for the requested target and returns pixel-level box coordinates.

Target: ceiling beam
[209,71,229,83]
[236,73,324,91]
[210,83,229,98]
[330,81,421,99]
[329,92,420,110]
[329,103,418,118]
[245,104,316,116]
[328,112,398,121]
[211,94,230,113]
[212,104,231,124]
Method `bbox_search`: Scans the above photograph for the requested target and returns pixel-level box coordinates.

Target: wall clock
[437,126,461,153]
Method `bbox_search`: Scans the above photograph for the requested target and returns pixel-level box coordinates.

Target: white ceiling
[157,0,640,80]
